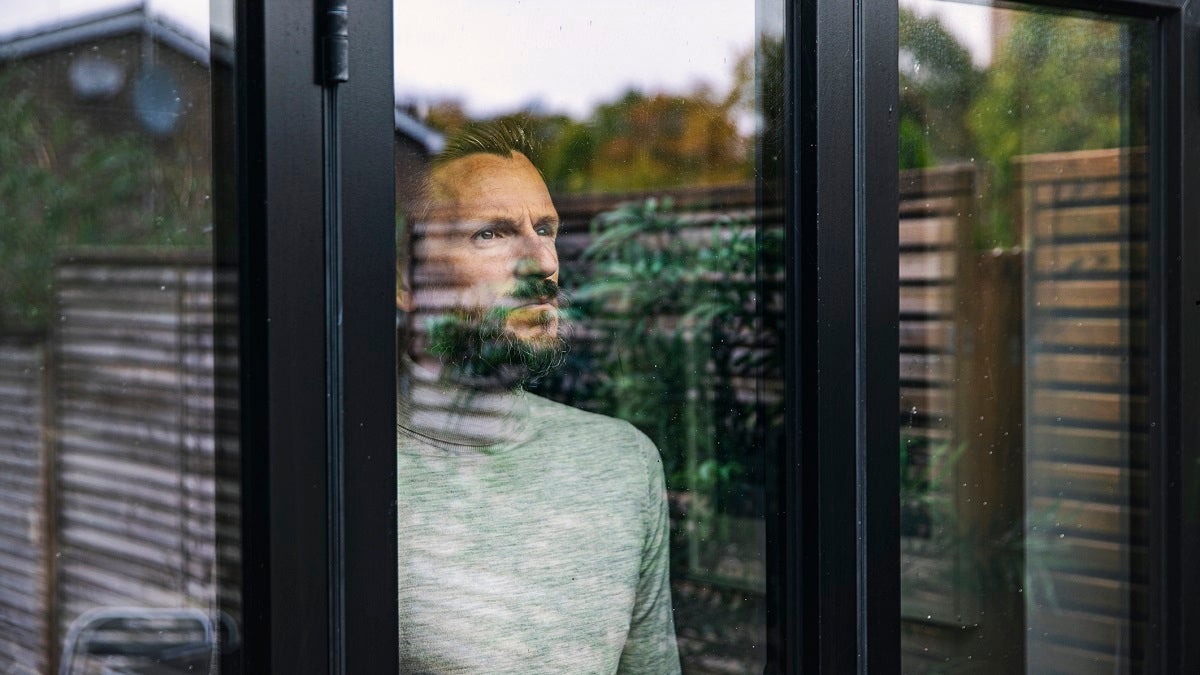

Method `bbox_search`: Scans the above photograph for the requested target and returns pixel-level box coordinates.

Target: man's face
[410,151,567,387]
[417,151,561,345]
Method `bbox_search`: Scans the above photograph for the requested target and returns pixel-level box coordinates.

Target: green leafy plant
[552,197,779,502]
[901,432,1074,618]
[900,434,966,540]
[527,196,782,590]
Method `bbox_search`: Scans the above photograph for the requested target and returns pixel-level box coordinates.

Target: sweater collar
[397,357,533,450]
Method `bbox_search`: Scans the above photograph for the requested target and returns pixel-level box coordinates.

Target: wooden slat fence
[900,148,1152,673]
[898,166,974,450]
[0,334,49,675]
[898,165,1013,672]
[1018,147,1149,675]
[50,250,226,663]
[897,164,975,624]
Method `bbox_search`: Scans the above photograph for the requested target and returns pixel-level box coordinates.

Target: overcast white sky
[0,0,992,116]
[394,0,759,118]
[0,0,210,41]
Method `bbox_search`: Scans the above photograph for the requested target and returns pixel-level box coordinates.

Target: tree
[418,77,754,194]
[899,8,984,169]
[582,88,750,192]
[968,12,1150,244]
[0,72,210,329]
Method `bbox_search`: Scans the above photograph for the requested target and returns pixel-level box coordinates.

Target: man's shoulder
[524,392,658,455]
[523,392,666,508]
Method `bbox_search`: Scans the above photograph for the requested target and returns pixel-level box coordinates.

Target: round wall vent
[69,55,125,100]
[132,65,183,137]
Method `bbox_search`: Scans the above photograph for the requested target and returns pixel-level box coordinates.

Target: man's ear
[396,286,414,313]
[396,257,415,312]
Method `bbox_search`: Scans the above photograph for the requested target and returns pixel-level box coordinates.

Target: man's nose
[514,232,558,279]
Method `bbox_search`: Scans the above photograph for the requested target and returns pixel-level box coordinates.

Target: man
[396,122,681,674]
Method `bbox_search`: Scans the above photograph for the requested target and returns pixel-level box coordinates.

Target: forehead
[429,152,556,218]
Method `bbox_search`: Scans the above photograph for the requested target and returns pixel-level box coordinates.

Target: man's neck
[397,354,532,449]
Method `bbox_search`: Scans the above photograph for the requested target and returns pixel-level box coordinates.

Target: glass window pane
[0,3,238,672]
[897,3,1151,672]
[393,2,784,671]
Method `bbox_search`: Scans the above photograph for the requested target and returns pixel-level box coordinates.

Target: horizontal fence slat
[1033,204,1147,241]
[1029,497,1146,543]
[1027,569,1144,618]
[899,320,954,352]
[1033,280,1146,312]
[1030,390,1147,427]
[1033,241,1146,276]
[1031,317,1145,351]
[899,353,953,385]
[1014,147,1147,183]
[1028,460,1146,505]
[1029,353,1146,389]
[899,217,959,248]
[899,252,957,282]
[1030,177,1148,206]
[1026,638,1130,675]
[1027,425,1147,467]
[899,285,955,316]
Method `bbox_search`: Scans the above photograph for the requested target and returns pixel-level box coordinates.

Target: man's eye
[475,230,495,240]
[536,226,555,237]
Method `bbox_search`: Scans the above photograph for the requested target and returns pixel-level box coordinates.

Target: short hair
[432,118,540,169]
[408,117,543,224]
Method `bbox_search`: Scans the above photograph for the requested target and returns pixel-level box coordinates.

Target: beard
[425,278,570,390]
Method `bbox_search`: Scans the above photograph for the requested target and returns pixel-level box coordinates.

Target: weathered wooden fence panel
[0,335,49,675]
[900,148,1152,673]
[898,165,1019,673]
[1018,147,1149,674]
[898,165,974,447]
[50,250,221,659]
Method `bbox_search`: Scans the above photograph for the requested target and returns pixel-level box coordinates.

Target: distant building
[0,4,443,228]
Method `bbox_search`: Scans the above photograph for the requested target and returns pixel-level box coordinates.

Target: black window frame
[221,0,1200,672]
[224,1,397,672]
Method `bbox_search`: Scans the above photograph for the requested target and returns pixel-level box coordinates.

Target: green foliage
[969,14,1141,162]
[901,433,1072,611]
[422,87,752,195]
[898,116,932,170]
[0,71,210,329]
[573,198,733,488]
[967,13,1150,245]
[546,197,781,508]
[899,8,983,169]
[899,434,965,539]
[899,9,1150,245]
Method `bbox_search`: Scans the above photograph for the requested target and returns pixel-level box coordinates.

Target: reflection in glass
[394,2,782,671]
[898,3,1150,672]
[0,3,236,672]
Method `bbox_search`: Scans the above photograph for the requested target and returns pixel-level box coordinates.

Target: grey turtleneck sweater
[396,363,681,674]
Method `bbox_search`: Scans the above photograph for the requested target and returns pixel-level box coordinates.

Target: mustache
[510,277,562,304]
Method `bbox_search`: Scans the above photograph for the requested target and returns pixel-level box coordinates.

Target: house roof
[0,4,444,155]
[395,107,446,155]
[0,6,216,66]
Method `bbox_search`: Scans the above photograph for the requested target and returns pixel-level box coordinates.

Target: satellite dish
[69,55,125,100]
[132,65,183,137]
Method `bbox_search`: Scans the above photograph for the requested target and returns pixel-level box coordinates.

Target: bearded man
[395,122,680,674]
